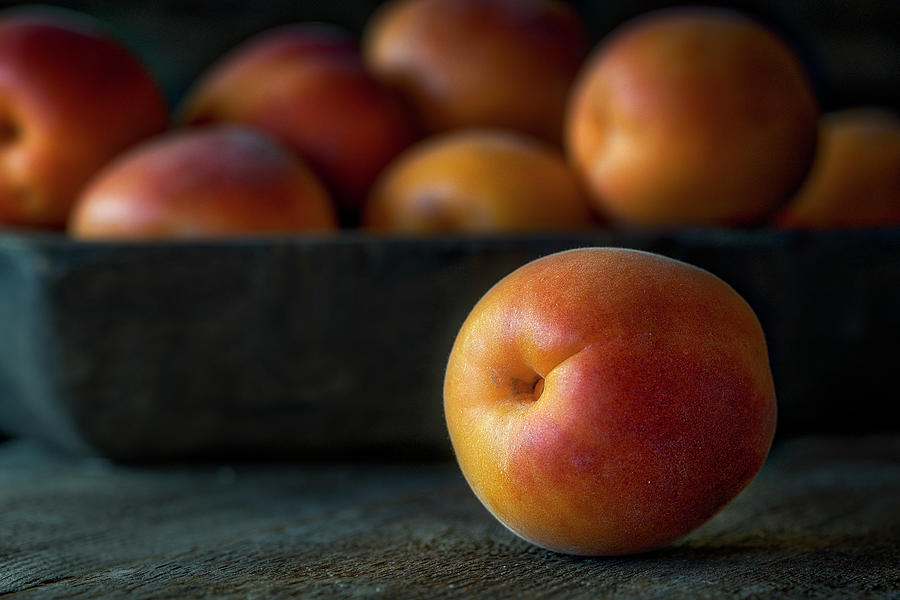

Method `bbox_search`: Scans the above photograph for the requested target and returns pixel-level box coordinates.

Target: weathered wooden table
[1,434,898,599]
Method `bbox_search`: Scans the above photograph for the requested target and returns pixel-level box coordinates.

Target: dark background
[0,0,896,113]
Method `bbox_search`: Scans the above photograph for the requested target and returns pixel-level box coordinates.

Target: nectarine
[445,248,777,555]
[0,8,167,228]
[70,126,337,238]
[773,108,900,228]
[364,129,595,233]
[567,8,819,226]
[364,0,588,144]
[180,24,416,223]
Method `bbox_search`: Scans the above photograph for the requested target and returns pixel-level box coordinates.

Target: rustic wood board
[1,434,898,599]
[2,230,899,460]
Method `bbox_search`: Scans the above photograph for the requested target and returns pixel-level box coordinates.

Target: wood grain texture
[1,435,898,599]
[2,231,899,460]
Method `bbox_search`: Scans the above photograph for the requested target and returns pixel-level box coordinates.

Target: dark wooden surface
[2,231,900,460]
[1,434,898,599]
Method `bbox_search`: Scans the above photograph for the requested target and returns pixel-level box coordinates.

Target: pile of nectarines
[0,1,894,236]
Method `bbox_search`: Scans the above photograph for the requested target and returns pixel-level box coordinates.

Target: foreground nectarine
[364,0,588,144]
[773,108,900,228]
[364,129,595,233]
[0,8,167,228]
[180,24,416,223]
[445,248,777,555]
[567,8,819,226]
[70,127,336,238]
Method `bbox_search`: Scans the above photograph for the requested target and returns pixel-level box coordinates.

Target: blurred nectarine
[364,129,595,233]
[70,127,336,239]
[773,108,900,228]
[0,8,167,228]
[364,0,588,144]
[567,8,819,226]
[180,24,416,223]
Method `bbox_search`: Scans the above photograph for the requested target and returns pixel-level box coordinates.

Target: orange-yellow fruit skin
[364,0,588,145]
[0,10,167,228]
[567,8,819,226]
[445,248,777,555]
[70,127,337,239]
[180,24,415,220]
[773,108,900,229]
[364,129,596,233]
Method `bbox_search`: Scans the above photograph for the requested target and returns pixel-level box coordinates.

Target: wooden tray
[0,229,897,460]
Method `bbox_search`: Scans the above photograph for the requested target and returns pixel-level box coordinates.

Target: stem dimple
[506,375,545,405]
